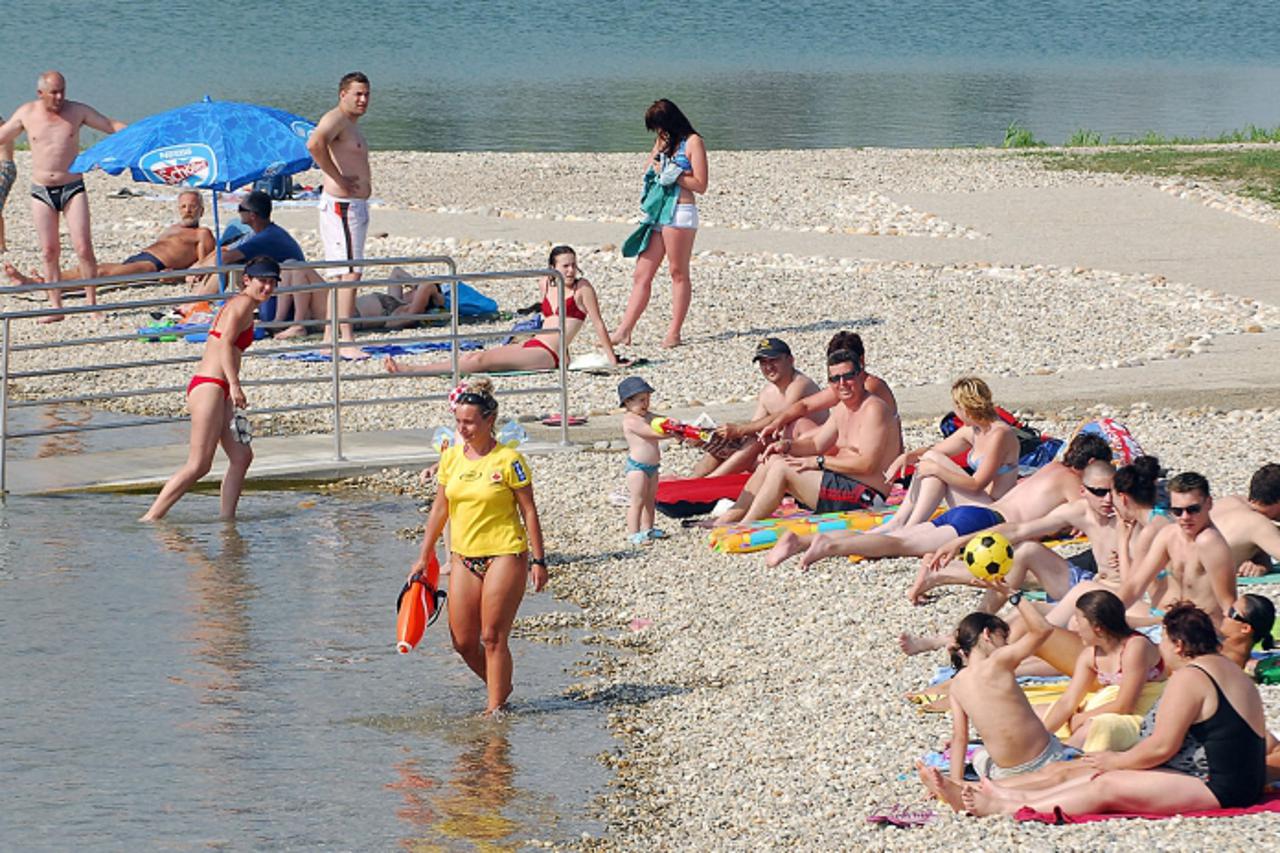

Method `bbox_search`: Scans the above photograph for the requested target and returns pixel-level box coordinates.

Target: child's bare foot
[916,761,967,812]
[765,531,804,568]
[661,335,681,349]
[274,324,310,340]
[338,346,368,361]
[37,313,65,324]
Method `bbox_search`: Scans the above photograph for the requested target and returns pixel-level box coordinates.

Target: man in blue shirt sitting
[190,190,303,296]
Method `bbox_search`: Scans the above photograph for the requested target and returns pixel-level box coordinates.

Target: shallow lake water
[0,488,610,850]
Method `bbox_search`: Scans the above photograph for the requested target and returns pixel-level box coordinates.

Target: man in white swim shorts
[307,71,372,360]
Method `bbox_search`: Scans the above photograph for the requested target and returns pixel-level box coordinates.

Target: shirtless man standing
[1211,463,1280,577]
[0,71,126,321]
[301,71,371,359]
[692,337,826,477]
[4,190,212,285]
[709,348,898,524]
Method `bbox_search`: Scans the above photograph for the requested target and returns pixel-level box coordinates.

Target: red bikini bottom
[187,375,230,399]
[521,338,559,368]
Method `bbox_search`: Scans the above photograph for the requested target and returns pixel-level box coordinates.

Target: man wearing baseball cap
[190,189,304,295]
[692,336,825,477]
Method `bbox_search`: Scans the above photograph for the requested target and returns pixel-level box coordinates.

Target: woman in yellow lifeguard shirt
[412,378,548,715]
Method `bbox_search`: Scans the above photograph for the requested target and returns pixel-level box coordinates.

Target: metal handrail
[0,256,574,493]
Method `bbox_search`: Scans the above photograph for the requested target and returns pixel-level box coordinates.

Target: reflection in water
[151,522,257,717]
[36,405,91,458]
[392,725,525,851]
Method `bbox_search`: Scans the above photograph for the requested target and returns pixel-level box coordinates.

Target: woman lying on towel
[384,245,621,376]
[919,602,1269,816]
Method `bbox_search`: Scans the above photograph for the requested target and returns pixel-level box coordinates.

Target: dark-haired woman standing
[612,98,708,349]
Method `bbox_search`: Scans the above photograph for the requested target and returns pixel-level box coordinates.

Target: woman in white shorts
[611,99,707,349]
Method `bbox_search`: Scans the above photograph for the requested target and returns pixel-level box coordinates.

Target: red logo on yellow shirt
[491,470,503,483]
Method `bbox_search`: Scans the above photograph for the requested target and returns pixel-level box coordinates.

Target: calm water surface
[0,489,609,850]
[2,1,1278,149]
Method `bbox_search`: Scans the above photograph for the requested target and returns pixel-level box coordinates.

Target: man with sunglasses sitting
[1112,472,1236,626]
[902,460,1123,611]
[190,190,304,296]
[708,348,897,524]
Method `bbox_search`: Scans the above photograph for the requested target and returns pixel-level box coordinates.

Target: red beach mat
[1014,792,1280,824]
[541,414,588,426]
[655,472,750,519]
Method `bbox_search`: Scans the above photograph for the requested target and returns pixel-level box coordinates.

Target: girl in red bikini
[383,245,621,376]
[141,256,277,521]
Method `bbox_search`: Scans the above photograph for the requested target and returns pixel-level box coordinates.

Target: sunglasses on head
[1227,605,1251,625]
[827,366,862,384]
[1169,503,1204,517]
[1083,484,1112,497]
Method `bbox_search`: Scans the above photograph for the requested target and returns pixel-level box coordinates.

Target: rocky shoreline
[4,145,1280,848]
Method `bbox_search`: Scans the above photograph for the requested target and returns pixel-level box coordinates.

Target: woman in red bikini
[383,245,621,376]
[141,256,278,521]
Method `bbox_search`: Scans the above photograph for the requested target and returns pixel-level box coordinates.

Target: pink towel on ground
[1014,792,1280,824]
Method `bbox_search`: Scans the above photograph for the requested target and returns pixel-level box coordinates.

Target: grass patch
[1002,121,1045,149]
[1032,147,1280,208]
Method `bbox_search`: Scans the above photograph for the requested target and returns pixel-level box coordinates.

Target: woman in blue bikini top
[880,376,1021,532]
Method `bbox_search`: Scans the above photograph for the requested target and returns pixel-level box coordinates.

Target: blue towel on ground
[360,340,484,356]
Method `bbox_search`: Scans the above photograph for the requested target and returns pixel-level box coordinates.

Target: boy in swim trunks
[618,376,666,545]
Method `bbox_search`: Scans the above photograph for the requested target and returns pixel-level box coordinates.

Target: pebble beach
[4,145,1280,848]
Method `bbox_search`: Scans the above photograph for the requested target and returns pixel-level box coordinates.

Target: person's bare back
[951,658,1050,769]
[1211,494,1280,572]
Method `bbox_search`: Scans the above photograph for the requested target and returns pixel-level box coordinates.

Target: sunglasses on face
[1227,605,1251,625]
[1169,504,1204,517]
[827,367,862,384]
[1083,485,1112,497]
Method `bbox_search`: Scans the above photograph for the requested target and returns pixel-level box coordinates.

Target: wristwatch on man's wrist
[1009,591,1023,606]
[816,455,826,471]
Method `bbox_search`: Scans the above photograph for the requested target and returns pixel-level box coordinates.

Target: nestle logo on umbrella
[139,143,218,186]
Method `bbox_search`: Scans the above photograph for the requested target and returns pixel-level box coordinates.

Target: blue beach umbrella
[71,95,316,285]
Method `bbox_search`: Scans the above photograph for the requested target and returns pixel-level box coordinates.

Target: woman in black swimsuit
[960,602,1267,816]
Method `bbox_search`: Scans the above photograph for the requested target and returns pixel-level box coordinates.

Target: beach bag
[940,407,1045,462]
[253,174,293,200]
[1070,418,1144,466]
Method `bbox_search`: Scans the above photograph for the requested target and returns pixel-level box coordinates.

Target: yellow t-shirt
[439,443,532,557]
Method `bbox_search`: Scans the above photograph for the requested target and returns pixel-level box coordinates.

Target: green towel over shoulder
[621,168,681,258]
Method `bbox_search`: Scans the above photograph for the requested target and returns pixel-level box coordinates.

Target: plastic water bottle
[496,419,528,448]
[431,425,455,453]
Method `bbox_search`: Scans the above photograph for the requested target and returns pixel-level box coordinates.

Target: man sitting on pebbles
[4,190,213,286]
[692,337,825,477]
[708,347,897,524]
[1210,462,1280,577]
